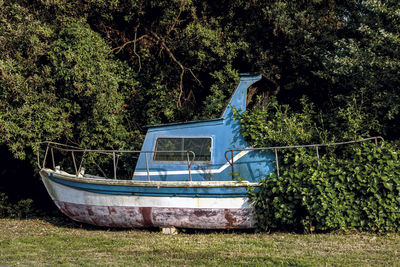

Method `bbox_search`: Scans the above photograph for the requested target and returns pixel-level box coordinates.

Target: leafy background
[0,0,399,230]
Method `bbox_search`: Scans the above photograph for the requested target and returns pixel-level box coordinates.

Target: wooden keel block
[161,226,178,235]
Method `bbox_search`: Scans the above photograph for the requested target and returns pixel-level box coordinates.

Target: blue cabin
[133,74,275,182]
[39,73,277,229]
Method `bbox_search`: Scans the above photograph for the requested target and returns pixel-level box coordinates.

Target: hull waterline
[40,169,257,229]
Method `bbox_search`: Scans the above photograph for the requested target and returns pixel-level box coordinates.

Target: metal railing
[38,141,196,181]
[224,136,384,178]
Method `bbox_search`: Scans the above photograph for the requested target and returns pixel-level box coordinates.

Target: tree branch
[151,31,202,107]
[112,34,148,55]
[166,1,185,36]
[132,25,142,72]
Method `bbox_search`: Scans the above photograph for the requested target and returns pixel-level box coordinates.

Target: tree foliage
[0,0,400,221]
[0,3,137,160]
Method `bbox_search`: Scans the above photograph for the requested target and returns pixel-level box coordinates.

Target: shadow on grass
[22,206,257,235]
[37,212,161,233]
[37,212,258,235]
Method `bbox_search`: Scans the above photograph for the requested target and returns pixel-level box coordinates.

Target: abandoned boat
[39,73,277,229]
[38,73,383,229]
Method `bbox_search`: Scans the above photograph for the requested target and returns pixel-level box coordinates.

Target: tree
[0,2,138,161]
[316,0,400,139]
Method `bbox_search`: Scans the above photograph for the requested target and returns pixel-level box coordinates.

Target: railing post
[145,152,150,181]
[72,151,78,176]
[231,150,235,180]
[375,137,378,147]
[51,147,56,170]
[316,146,320,166]
[187,151,192,182]
[42,145,49,169]
[113,151,117,179]
[274,148,279,177]
[78,151,86,175]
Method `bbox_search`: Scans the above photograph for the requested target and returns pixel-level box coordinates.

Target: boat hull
[40,169,257,229]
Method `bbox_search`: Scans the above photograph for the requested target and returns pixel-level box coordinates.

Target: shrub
[250,142,400,232]
[0,193,36,219]
[238,97,400,232]
[0,193,12,218]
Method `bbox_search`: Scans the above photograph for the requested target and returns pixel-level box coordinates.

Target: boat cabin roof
[146,118,224,129]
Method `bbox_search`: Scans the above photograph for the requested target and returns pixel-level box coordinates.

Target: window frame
[153,136,213,163]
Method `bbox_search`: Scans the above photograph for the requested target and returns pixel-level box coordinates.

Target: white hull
[40,169,255,229]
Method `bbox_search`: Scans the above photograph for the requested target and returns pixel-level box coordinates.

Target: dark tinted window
[154,137,211,161]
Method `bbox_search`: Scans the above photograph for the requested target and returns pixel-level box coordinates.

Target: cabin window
[154,137,212,162]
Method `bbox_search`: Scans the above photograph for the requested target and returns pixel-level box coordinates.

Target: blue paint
[133,74,275,182]
[49,173,256,197]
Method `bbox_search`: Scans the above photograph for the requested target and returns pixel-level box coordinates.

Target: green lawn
[0,218,399,266]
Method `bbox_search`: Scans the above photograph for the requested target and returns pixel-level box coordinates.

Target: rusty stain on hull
[54,201,254,229]
[224,209,238,228]
[139,207,154,227]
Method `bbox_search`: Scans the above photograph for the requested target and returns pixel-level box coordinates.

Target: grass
[1,218,400,266]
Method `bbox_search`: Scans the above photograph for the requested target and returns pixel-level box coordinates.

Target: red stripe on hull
[54,201,254,229]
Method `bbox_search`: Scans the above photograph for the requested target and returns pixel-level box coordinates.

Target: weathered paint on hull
[54,201,253,229]
[40,169,256,229]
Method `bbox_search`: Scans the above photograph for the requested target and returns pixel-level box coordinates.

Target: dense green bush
[238,99,400,232]
[250,143,400,233]
[0,193,36,219]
